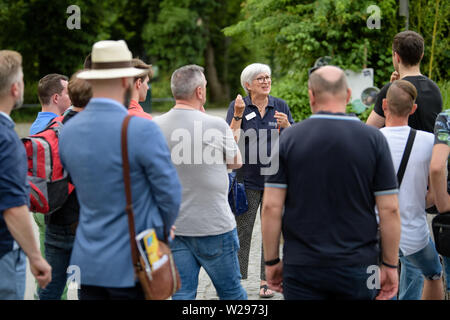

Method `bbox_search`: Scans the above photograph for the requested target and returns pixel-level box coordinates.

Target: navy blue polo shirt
[226,95,294,190]
[265,112,398,267]
[0,112,30,259]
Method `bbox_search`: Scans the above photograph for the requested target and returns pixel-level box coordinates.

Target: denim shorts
[0,248,26,299]
[401,237,443,281]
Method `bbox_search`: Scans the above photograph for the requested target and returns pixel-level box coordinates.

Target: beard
[12,96,24,110]
[123,84,132,109]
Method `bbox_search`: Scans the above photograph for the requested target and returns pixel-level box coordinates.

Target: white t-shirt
[154,108,238,236]
[380,126,434,256]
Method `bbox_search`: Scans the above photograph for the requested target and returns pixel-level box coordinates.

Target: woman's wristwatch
[233,115,243,121]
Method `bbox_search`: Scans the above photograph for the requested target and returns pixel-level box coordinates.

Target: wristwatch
[233,115,243,121]
[264,257,280,266]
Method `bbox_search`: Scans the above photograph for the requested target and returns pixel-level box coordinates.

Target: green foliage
[225,0,449,122]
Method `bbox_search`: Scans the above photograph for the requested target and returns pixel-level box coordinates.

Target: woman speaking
[226,63,294,298]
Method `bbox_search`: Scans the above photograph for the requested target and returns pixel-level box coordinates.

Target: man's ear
[52,93,59,105]
[135,78,142,89]
[121,77,131,89]
[345,88,352,105]
[308,89,315,107]
[394,52,401,65]
[410,103,418,115]
[10,82,20,100]
[382,98,388,113]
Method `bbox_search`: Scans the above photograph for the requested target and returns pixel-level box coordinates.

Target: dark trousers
[80,283,145,300]
[283,264,378,300]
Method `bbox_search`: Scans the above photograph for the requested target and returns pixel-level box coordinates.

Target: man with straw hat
[59,40,182,300]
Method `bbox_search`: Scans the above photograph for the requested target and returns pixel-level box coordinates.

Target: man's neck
[0,98,13,116]
[41,104,61,115]
[312,104,346,114]
[385,116,408,127]
[398,64,421,79]
[92,91,125,106]
[130,90,140,103]
[173,99,201,111]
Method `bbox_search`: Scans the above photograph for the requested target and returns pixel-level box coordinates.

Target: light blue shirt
[59,98,182,287]
[29,111,58,135]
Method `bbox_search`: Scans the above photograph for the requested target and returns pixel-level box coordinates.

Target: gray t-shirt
[154,108,238,236]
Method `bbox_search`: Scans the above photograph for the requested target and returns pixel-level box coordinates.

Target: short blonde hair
[0,50,22,98]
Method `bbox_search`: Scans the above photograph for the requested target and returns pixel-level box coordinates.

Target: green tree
[142,0,250,104]
[224,0,449,121]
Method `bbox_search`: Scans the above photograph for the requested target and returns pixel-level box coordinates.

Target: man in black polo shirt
[262,66,401,300]
[366,30,442,133]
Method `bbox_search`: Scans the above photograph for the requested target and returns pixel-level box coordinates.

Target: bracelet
[381,261,398,269]
[264,257,280,266]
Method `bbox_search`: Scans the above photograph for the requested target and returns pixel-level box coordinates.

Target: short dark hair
[392,31,424,66]
[68,71,92,108]
[132,58,153,83]
[37,74,68,105]
[386,80,418,117]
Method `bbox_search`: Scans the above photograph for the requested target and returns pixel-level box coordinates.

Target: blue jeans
[398,238,443,300]
[442,256,450,291]
[0,248,26,299]
[170,228,247,300]
[283,264,378,300]
[38,224,76,300]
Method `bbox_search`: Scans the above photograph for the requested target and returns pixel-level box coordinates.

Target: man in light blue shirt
[59,40,181,299]
[29,74,71,135]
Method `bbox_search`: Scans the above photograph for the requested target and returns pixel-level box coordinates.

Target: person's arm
[430,143,450,213]
[228,95,246,142]
[375,193,401,300]
[261,186,286,293]
[426,176,435,209]
[226,148,242,170]
[366,110,385,128]
[3,205,51,289]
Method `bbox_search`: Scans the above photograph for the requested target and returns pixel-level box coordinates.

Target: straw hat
[77,40,147,80]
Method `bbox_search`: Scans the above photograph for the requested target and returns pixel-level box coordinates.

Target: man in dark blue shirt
[262,66,401,300]
[0,50,51,299]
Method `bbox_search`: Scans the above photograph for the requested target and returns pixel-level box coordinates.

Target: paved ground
[19,107,283,300]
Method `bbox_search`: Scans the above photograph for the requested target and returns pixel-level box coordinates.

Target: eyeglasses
[255,76,271,83]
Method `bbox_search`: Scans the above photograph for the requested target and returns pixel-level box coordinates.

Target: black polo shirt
[226,95,294,190]
[373,75,442,133]
[265,112,398,267]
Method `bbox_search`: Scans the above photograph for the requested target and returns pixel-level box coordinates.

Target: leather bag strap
[121,115,140,270]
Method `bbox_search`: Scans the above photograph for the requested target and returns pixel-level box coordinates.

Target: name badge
[245,112,256,121]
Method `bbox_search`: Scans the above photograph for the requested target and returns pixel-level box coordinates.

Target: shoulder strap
[121,115,141,270]
[397,128,416,187]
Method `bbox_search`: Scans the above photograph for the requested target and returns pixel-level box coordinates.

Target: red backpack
[22,116,75,214]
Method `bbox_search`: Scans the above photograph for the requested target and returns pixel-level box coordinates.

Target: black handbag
[432,213,450,256]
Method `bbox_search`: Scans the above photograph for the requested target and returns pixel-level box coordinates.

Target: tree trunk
[205,41,227,104]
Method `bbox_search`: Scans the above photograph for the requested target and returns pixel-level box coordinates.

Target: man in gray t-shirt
[154,65,247,300]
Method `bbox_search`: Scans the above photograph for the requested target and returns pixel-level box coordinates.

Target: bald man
[262,66,401,300]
